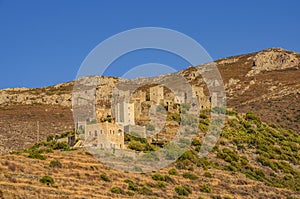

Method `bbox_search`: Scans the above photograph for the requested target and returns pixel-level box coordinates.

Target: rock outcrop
[247,48,299,76]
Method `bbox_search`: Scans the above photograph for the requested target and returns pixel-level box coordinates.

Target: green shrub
[138,186,152,195]
[157,181,166,188]
[211,195,222,199]
[226,109,238,116]
[49,159,62,168]
[245,112,260,122]
[183,172,198,180]
[191,138,202,146]
[39,175,54,186]
[176,159,193,170]
[124,179,139,191]
[168,168,178,175]
[126,191,134,196]
[178,150,198,163]
[167,113,181,123]
[175,185,192,196]
[128,140,145,151]
[53,141,70,151]
[110,186,123,194]
[203,171,212,178]
[200,183,212,193]
[100,173,110,182]
[199,113,208,119]
[28,150,46,160]
[217,148,239,163]
[152,174,166,181]
[196,157,210,169]
[199,123,209,132]
[46,135,55,142]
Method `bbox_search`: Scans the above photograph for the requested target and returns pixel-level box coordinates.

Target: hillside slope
[0,48,299,154]
[0,112,299,198]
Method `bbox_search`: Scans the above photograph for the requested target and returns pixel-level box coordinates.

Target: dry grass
[0,148,297,199]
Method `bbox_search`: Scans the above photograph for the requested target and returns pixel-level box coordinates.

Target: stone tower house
[85,121,124,149]
[150,85,164,104]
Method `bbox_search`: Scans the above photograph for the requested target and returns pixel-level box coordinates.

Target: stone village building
[76,83,212,150]
[84,121,124,149]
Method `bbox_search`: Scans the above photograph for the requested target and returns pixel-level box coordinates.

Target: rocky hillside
[0,111,299,198]
[215,48,300,132]
[0,48,299,154]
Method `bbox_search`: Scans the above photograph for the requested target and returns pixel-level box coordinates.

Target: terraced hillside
[0,112,299,198]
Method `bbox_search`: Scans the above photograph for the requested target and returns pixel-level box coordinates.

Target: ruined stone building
[174,92,187,104]
[192,85,210,109]
[85,121,124,149]
[131,90,146,120]
[150,85,164,104]
[111,89,135,125]
[114,101,135,125]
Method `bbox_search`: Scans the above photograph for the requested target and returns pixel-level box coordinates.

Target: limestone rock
[247,48,299,76]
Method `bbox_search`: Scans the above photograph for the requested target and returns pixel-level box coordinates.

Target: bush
[46,135,55,142]
[157,181,166,188]
[28,150,46,160]
[175,185,192,196]
[245,112,260,122]
[168,168,178,175]
[100,173,110,182]
[191,138,202,147]
[179,150,198,163]
[124,179,139,191]
[217,148,239,163]
[128,140,145,151]
[183,172,198,180]
[138,186,152,195]
[49,159,62,168]
[128,140,155,152]
[53,141,70,151]
[211,196,222,199]
[199,113,208,119]
[152,174,166,181]
[203,171,212,178]
[167,113,181,123]
[39,175,54,186]
[200,183,212,193]
[175,159,193,170]
[110,186,123,194]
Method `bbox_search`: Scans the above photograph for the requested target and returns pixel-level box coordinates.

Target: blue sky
[0,0,299,89]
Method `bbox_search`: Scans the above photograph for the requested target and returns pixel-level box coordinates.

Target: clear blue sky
[0,0,299,89]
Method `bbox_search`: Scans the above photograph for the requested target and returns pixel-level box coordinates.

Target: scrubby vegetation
[49,159,62,168]
[12,130,76,161]
[39,175,56,187]
[2,109,300,198]
[125,133,157,152]
[100,173,110,182]
[110,186,123,194]
[175,185,192,196]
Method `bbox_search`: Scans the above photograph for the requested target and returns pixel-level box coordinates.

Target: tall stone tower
[150,85,164,104]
